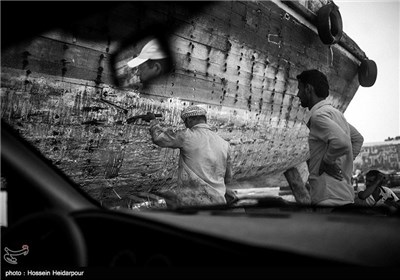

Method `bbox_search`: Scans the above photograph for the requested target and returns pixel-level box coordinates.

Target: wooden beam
[284,164,311,205]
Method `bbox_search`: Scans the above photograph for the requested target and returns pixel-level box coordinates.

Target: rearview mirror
[110,33,173,90]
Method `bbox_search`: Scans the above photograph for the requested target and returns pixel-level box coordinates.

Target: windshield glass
[1,1,399,215]
[3,2,400,273]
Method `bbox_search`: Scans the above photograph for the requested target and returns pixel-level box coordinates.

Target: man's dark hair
[296,69,329,98]
[366,169,383,179]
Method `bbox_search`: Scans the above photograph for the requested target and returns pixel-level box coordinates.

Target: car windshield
[1,1,399,215]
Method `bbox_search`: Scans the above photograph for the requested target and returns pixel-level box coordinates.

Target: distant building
[354,139,400,173]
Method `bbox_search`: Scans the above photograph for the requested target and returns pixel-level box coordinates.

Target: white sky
[337,0,400,143]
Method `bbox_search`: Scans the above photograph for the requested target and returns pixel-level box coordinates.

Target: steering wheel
[2,210,88,267]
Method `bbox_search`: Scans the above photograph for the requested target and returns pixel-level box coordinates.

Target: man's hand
[319,161,343,181]
[225,188,239,205]
[141,112,156,122]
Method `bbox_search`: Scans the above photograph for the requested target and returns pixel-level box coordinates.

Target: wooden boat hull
[1,1,367,203]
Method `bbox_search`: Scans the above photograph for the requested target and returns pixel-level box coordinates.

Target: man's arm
[358,184,378,200]
[312,115,352,165]
[148,118,185,148]
[348,123,364,160]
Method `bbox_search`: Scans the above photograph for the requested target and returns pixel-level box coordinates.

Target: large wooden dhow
[1,1,376,206]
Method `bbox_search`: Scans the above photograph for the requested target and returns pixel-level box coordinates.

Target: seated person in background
[355,170,399,210]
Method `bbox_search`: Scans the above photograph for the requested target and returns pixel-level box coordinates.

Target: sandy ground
[231,175,400,204]
[228,171,298,203]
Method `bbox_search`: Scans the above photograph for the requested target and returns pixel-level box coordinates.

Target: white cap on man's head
[181,105,207,121]
[127,39,167,68]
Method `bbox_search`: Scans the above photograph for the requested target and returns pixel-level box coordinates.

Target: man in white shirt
[296,69,364,206]
[145,105,233,207]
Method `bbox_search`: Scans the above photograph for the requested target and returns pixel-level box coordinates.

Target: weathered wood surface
[1,1,364,203]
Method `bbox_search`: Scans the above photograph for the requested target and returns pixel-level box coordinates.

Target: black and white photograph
[1,0,399,279]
